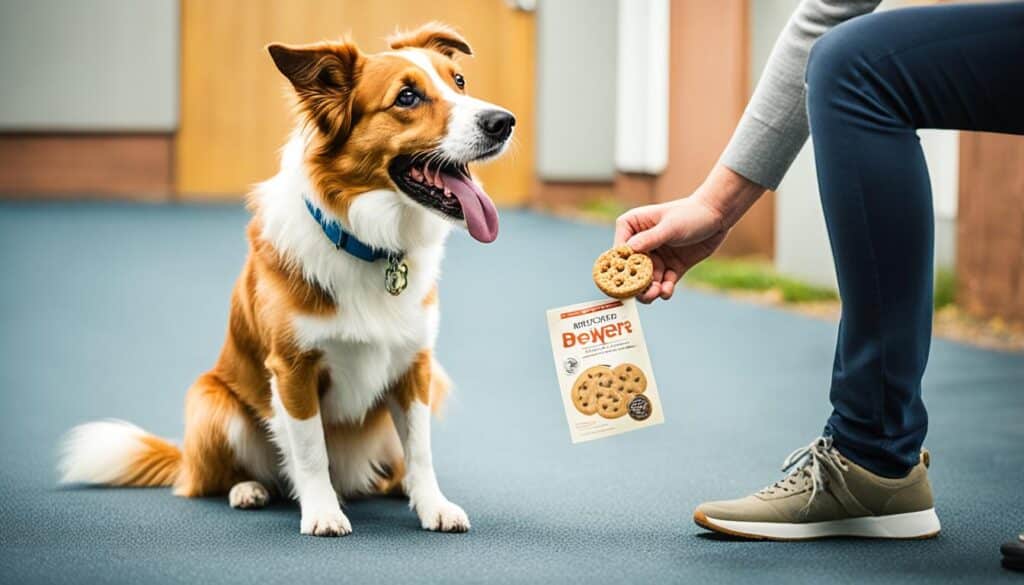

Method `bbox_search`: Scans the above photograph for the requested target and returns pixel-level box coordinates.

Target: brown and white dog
[58,23,514,536]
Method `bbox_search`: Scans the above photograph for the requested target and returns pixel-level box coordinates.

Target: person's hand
[612,164,766,303]
[614,198,727,303]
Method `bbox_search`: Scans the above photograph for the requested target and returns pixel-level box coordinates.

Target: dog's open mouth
[388,155,499,243]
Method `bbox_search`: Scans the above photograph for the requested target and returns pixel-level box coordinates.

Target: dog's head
[268,22,513,243]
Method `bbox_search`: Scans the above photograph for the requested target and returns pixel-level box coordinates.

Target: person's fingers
[660,270,678,300]
[658,246,687,279]
[637,282,660,304]
[670,234,720,278]
[625,222,671,253]
[659,281,674,300]
[613,214,635,247]
[650,252,665,286]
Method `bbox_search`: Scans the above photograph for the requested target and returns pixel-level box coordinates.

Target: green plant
[934,269,956,309]
[684,258,838,303]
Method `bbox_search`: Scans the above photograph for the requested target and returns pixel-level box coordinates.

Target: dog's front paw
[417,498,470,533]
[300,507,352,537]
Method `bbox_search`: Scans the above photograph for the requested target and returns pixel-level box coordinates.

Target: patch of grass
[934,269,956,310]
[686,259,957,308]
[577,197,628,222]
[775,278,841,303]
[684,258,838,303]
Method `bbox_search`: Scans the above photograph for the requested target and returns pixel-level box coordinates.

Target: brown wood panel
[532,180,615,213]
[656,0,773,258]
[957,132,1024,324]
[528,176,652,213]
[613,173,658,208]
[176,0,534,204]
[0,134,173,200]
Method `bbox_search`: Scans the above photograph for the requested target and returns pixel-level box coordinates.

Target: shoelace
[761,437,850,510]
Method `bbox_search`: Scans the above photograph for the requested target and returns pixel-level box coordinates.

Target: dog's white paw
[228,481,270,510]
[417,498,470,533]
[300,507,352,537]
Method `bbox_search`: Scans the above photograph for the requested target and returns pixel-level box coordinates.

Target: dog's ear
[388,22,472,58]
[267,41,362,95]
[268,41,362,147]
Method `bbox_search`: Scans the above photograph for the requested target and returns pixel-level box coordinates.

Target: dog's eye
[395,88,420,108]
[453,73,465,90]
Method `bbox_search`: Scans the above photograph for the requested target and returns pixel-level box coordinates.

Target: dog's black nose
[479,110,515,141]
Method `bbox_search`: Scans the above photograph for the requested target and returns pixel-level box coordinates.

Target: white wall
[0,0,179,131]
[920,129,959,272]
[614,0,669,175]
[754,0,958,289]
[536,0,618,181]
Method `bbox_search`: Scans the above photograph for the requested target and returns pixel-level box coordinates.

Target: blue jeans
[805,2,1024,478]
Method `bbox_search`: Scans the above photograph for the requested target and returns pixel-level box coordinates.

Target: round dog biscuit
[571,366,614,415]
[613,363,647,397]
[592,246,654,299]
[595,386,629,419]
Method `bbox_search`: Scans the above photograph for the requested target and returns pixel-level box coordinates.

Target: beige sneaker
[694,437,941,540]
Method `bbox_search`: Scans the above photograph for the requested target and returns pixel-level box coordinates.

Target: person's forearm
[694,164,766,230]
[720,0,881,190]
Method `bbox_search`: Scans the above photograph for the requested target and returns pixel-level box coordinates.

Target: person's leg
[694,2,1024,541]
[805,2,1024,478]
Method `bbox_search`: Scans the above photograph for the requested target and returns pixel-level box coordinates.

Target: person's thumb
[625,222,671,253]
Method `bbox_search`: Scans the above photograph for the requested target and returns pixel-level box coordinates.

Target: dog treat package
[546,298,664,443]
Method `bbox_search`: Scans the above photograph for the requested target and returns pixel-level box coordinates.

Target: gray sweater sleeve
[720,0,881,190]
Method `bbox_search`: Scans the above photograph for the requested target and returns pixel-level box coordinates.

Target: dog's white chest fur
[257,132,449,424]
[293,295,439,424]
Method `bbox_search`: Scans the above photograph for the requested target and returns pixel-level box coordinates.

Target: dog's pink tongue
[442,173,499,243]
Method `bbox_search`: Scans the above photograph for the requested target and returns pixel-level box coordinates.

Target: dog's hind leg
[229,480,271,509]
[224,410,279,510]
[174,373,258,498]
[325,402,405,498]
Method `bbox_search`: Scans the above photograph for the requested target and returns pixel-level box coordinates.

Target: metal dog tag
[385,256,408,296]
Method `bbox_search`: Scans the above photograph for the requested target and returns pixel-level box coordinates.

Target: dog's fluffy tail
[58,420,181,487]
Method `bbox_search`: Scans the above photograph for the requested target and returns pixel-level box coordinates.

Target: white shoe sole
[696,508,941,541]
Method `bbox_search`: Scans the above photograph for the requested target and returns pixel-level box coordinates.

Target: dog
[58,22,515,537]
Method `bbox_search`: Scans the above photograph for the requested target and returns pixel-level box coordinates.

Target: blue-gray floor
[0,202,1022,585]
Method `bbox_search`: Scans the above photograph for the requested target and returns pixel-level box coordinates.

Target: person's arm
[723,0,881,190]
[616,0,881,304]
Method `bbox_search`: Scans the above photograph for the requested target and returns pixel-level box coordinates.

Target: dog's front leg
[267,352,350,537]
[388,353,469,532]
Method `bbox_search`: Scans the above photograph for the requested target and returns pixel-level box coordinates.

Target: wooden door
[957,132,1024,324]
[176,0,535,205]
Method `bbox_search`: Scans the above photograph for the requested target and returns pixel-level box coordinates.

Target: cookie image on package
[571,365,615,415]
[592,246,654,299]
[612,363,647,397]
[595,385,629,419]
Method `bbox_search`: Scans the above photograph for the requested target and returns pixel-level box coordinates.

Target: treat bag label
[546,298,665,443]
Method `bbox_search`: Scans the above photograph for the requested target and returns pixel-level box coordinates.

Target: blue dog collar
[303,198,398,263]
[303,197,409,295]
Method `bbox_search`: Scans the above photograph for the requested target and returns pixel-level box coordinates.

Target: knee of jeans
[806,20,867,102]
